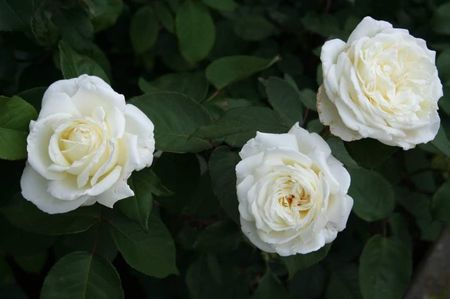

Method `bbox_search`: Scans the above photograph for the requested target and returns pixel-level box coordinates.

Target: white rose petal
[235,124,353,256]
[21,164,89,214]
[21,75,155,214]
[124,104,155,170]
[318,16,443,150]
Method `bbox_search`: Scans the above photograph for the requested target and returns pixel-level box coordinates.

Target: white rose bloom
[318,16,443,150]
[235,124,353,256]
[21,75,155,214]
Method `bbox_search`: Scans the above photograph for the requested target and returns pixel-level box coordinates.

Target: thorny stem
[320,126,331,139]
[302,108,310,126]
[205,89,222,103]
[324,0,332,13]
[382,220,388,237]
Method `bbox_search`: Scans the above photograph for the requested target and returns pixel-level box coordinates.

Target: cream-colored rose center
[275,176,314,218]
[59,120,103,163]
[47,107,122,189]
[263,160,324,229]
[349,36,435,118]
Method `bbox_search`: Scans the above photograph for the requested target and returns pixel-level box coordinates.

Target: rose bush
[0,1,450,299]
[236,124,353,256]
[21,75,155,214]
[318,17,443,150]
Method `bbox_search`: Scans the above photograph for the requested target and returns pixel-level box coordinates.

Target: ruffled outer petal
[320,39,347,76]
[27,114,72,180]
[47,165,122,200]
[39,93,80,119]
[70,75,126,113]
[347,16,392,44]
[69,77,126,139]
[317,86,362,141]
[95,175,134,208]
[288,123,332,156]
[240,218,276,253]
[325,194,353,232]
[239,132,299,160]
[20,164,89,214]
[124,104,155,170]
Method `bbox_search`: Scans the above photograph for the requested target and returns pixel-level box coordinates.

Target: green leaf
[346,139,398,169]
[439,85,450,115]
[208,147,240,223]
[85,0,123,32]
[326,137,359,169]
[202,0,237,12]
[55,224,117,261]
[437,50,450,84]
[432,180,450,221]
[404,150,438,193]
[0,216,54,256]
[116,169,154,230]
[17,86,45,112]
[301,12,342,38]
[206,55,280,89]
[307,119,324,134]
[396,188,442,241]
[40,251,123,299]
[264,77,303,126]
[116,168,172,229]
[0,196,98,235]
[82,44,112,77]
[144,169,174,197]
[129,91,212,153]
[431,126,450,157]
[197,107,287,147]
[154,1,174,33]
[359,235,412,299]
[176,0,215,64]
[182,172,220,218]
[194,221,241,253]
[389,213,412,247]
[233,15,277,41]
[282,244,331,279]
[326,265,362,299]
[31,4,59,47]
[289,264,327,299]
[54,7,94,51]
[0,96,37,160]
[253,271,290,299]
[58,41,109,83]
[152,153,201,216]
[349,168,395,222]
[109,211,178,278]
[139,72,208,102]
[130,6,159,54]
[298,88,318,111]
[186,255,247,299]
[0,0,33,31]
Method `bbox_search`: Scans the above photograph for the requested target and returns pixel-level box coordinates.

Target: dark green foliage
[0,0,449,298]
